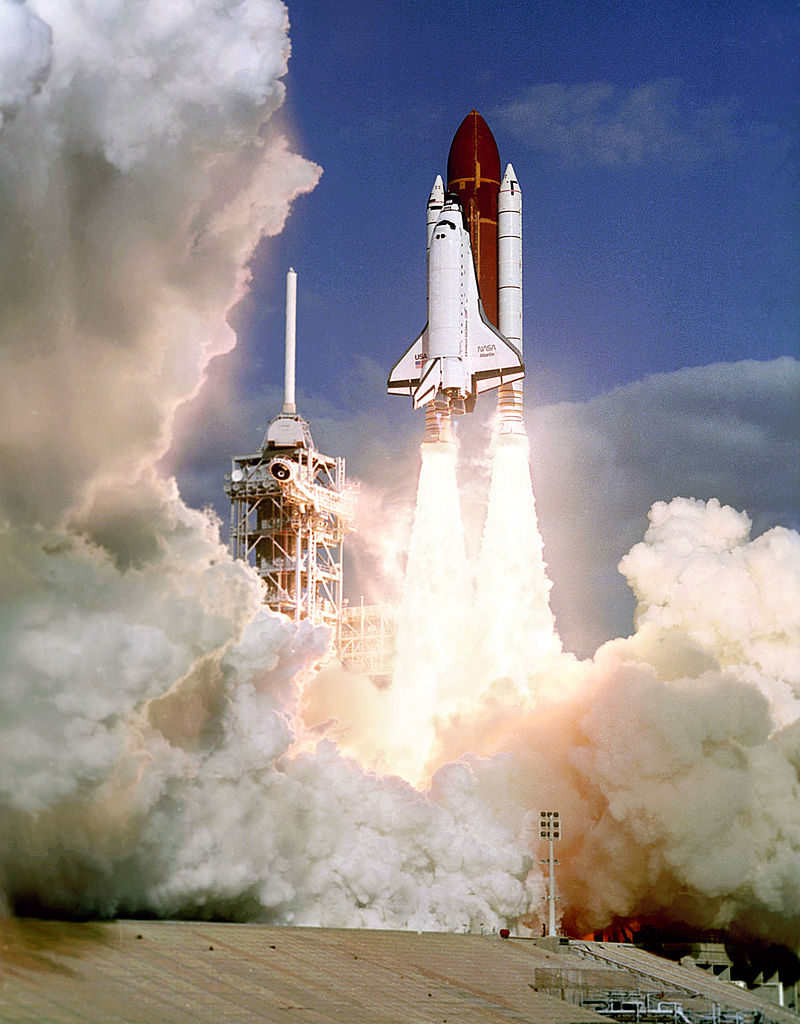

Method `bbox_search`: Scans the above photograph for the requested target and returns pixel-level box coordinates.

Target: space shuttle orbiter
[387,186,523,418]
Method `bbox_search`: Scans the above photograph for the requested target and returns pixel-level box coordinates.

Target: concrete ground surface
[1,919,794,1024]
[0,919,611,1024]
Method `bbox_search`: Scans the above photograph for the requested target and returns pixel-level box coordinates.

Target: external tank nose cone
[446,109,501,190]
[446,110,502,327]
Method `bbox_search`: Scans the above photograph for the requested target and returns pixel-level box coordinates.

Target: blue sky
[170,0,799,654]
[244,0,798,401]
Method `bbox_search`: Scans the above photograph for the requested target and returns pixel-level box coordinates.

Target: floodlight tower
[224,269,355,646]
[539,810,561,938]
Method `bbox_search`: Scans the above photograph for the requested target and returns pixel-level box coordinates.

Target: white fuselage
[387,192,524,417]
[426,205,470,395]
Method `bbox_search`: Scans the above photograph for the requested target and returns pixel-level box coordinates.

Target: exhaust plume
[473,432,563,686]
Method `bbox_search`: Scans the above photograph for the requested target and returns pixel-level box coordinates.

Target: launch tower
[224,269,354,647]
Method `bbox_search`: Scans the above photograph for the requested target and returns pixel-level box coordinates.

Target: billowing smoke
[306,436,800,946]
[432,491,800,947]
[0,0,540,933]
[0,0,319,531]
[2,0,798,949]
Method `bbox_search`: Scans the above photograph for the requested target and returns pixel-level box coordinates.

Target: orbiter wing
[387,254,523,410]
[387,327,428,397]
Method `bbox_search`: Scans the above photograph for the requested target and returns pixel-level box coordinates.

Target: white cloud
[495,78,742,167]
[530,357,800,654]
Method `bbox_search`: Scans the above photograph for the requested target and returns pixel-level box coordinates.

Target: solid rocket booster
[497,164,524,432]
[387,110,526,440]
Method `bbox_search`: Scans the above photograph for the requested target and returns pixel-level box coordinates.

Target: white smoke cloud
[0,0,545,933]
[0,1,51,124]
[0,0,319,530]
[431,494,800,946]
[1,525,540,931]
[621,497,800,721]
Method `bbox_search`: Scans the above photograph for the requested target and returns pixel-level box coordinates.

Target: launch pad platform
[2,919,795,1024]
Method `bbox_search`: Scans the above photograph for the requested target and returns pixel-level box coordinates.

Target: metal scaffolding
[224,268,394,674]
[225,412,354,648]
[340,601,396,679]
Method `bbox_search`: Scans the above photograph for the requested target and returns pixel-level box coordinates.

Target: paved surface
[0,919,609,1024]
[1,920,793,1023]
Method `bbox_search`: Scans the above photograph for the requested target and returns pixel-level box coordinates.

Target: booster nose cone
[427,174,445,209]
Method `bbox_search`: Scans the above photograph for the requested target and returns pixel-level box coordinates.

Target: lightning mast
[225,269,354,646]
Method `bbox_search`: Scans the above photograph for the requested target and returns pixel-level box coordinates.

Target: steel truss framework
[225,431,353,648]
[340,602,396,679]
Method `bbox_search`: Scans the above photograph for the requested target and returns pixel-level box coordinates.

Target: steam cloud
[2,0,799,950]
[0,0,538,933]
